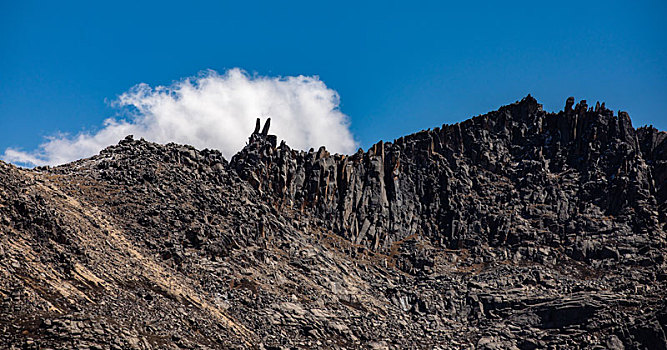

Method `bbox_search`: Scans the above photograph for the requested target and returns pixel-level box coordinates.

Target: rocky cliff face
[232,96,665,266]
[1,96,666,349]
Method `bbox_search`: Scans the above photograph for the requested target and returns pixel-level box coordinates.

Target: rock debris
[1,96,666,349]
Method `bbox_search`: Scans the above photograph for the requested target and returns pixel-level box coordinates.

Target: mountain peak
[2,96,666,349]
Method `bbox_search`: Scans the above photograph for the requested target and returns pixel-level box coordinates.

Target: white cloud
[3,68,357,167]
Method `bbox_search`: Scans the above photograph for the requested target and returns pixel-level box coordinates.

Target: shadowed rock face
[1,96,666,349]
[232,96,666,256]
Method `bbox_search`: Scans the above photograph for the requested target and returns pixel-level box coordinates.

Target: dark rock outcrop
[232,96,665,261]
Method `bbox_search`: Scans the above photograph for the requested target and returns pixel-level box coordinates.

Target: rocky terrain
[1,95,666,349]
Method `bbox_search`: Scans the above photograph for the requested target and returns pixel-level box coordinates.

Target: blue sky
[1,0,666,165]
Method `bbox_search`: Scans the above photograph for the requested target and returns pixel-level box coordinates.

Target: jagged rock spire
[248,117,277,148]
[565,97,575,112]
[261,118,271,136]
[251,118,271,136]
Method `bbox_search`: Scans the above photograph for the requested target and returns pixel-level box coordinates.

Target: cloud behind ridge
[3,68,357,166]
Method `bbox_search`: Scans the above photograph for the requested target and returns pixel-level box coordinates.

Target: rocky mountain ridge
[0,96,666,349]
[233,95,666,268]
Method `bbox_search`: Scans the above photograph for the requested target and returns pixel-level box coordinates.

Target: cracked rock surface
[1,96,666,349]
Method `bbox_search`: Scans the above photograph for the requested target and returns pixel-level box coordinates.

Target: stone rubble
[0,95,665,349]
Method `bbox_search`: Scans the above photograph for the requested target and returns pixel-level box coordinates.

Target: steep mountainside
[1,96,666,349]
